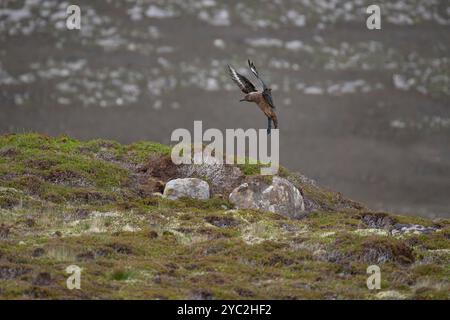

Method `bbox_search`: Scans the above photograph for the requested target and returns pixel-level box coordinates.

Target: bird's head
[239,95,250,102]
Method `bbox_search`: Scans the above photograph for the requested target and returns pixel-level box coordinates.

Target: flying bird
[227,60,278,134]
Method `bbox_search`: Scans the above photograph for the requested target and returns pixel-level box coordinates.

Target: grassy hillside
[0,133,448,299]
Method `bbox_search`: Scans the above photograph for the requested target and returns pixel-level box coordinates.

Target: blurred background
[0,0,449,218]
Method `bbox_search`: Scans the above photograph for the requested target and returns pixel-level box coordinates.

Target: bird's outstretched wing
[248,60,275,109]
[248,59,267,89]
[227,65,257,94]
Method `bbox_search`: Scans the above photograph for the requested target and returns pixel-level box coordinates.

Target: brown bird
[228,60,278,134]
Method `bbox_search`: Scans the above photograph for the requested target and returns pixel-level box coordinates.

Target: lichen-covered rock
[229,176,305,218]
[163,178,210,200]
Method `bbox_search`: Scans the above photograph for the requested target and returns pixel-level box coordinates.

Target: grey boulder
[163,178,210,200]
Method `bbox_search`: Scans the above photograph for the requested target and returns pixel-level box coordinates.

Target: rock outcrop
[177,154,244,196]
[229,176,305,218]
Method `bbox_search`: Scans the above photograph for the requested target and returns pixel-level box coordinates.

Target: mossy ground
[0,133,448,299]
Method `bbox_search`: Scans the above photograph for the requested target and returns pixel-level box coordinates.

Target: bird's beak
[239,99,245,102]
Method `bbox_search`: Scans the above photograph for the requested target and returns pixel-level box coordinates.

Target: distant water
[1,0,449,218]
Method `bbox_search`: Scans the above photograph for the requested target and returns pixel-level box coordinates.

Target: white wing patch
[249,61,259,77]
[228,65,244,88]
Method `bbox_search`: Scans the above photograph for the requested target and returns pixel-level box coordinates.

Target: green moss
[110,269,136,281]
[238,163,262,175]
[79,139,122,154]
[122,141,171,164]
[306,211,361,230]
[0,133,81,154]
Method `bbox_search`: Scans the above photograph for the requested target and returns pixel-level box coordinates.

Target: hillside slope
[0,133,448,299]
